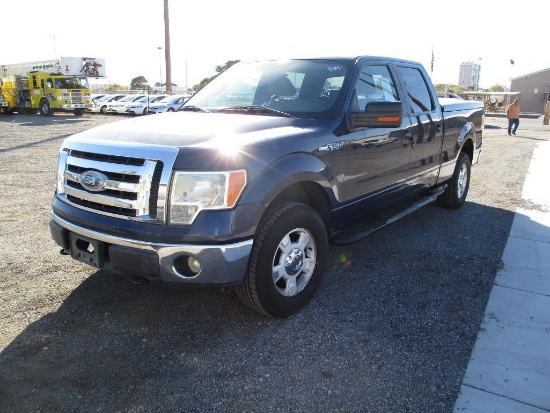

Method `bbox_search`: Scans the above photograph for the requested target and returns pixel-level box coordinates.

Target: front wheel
[73,109,85,116]
[437,152,471,209]
[39,99,53,116]
[235,202,328,317]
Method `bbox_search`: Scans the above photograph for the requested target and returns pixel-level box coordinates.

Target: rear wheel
[437,151,471,209]
[39,99,53,116]
[235,202,328,317]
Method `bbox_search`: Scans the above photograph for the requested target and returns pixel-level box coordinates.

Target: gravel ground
[0,112,548,412]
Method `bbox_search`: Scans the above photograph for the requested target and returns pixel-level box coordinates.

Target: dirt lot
[1,112,548,412]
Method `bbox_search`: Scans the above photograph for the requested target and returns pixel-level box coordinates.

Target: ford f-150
[50,56,484,317]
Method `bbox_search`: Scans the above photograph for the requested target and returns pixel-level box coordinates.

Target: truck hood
[70,112,314,148]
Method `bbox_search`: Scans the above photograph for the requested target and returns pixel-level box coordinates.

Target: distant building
[459,62,481,90]
[510,68,550,114]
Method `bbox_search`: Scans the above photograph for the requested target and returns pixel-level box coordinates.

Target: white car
[89,94,127,114]
[147,94,190,113]
[105,94,146,114]
[91,93,108,103]
[123,95,168,115]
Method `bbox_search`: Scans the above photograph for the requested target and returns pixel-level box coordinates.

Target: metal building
[510,68,550,114]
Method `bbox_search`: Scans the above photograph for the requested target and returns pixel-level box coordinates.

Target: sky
[2,0,548,90]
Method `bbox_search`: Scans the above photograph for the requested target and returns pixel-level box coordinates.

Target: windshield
[119,95,142,102]
[96,95,113,102]
[54,76,90,89]
[184,60,351,120]
[158,95,182,104]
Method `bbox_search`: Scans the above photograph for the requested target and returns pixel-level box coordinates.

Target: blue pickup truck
[50,56,483,317]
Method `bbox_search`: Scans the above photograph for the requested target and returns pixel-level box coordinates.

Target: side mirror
[349,101,403,129]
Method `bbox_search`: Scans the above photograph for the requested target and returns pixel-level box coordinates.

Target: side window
[353,65,399,111]
[397,66,434,113]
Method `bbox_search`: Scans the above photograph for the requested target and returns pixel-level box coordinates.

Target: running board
[331,184,447,246]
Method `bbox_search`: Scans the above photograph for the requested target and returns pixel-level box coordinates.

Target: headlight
[56,149,69,195]
[169,170,246,224]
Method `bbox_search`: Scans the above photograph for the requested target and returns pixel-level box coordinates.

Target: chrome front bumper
[51,212,253,286]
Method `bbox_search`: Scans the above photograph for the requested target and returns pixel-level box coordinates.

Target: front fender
[239,153,341,207]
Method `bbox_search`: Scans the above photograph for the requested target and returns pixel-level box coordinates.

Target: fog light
[187,256,201,274]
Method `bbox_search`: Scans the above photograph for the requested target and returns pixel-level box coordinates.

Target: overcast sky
[3,0,548,89]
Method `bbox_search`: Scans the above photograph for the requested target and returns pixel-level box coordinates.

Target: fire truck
[0,57,105,116]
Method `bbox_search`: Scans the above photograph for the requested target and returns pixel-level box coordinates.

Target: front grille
[58,142,178,223]
[71,91,83,103]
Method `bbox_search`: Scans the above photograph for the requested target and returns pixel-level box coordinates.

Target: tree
[130,76,149,90]
[192,60,241,91]
[215,60,240,74]
[154,82,178,87]
[489,84,506,92]
[106,83,122,92]
[434,84,464,93]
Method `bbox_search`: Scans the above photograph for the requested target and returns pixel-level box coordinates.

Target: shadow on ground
[0,201,516,412]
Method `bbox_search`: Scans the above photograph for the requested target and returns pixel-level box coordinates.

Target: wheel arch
[458,122,478,162]
[239,153,340,236]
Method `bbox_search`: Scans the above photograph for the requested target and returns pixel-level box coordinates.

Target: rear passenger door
[394,64,443,189]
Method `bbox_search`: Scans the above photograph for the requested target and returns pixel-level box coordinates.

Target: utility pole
[157,47,163,86]
[164,0,172,94]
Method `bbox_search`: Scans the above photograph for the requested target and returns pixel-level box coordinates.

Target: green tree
[215,60,240,74]
[489,84,506,92]
[130,76,149,90]
[192,60,241,91]
[434,84,463,93]
[154,82,178,87]
[106,83,122,92]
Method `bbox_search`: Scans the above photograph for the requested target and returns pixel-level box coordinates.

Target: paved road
[0,113,548,412]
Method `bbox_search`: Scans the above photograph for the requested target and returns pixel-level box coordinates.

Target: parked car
[124,95,168,115]
[147,94,189,113]
[89,94,127,114]
[91,93,108,103]
[105,94,146,114]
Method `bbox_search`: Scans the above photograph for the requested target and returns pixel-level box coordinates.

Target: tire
[143,107,148,115]
[100,105,107,114]
[39,99,53,116]
[73,109,85,116]
[437,151,471,209]
[235,202,328,317]
[167,107,175,112]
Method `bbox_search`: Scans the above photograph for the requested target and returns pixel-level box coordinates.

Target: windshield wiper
[178,105,210,113]
[217,105,293,118]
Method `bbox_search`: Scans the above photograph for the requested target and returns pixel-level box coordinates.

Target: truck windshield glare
[184,59,351,120]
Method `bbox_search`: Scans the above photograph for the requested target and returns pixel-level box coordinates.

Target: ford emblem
[79,170,108,192]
